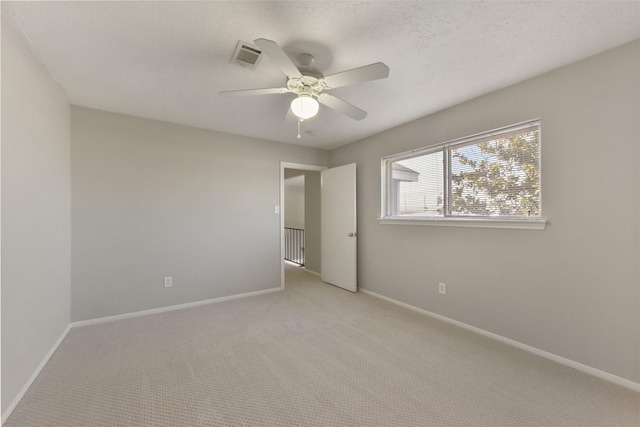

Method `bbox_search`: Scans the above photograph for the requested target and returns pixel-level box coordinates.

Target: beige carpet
[6,265,639,426]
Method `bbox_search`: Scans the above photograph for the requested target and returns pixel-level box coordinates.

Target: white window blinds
[383,120,541,220]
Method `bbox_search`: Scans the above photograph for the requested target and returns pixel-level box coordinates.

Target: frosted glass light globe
[291,95,319,120]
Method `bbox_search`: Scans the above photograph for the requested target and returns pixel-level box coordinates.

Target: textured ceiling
[3,1,639,150]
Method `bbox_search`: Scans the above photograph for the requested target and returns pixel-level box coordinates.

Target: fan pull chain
[297,119,302,139]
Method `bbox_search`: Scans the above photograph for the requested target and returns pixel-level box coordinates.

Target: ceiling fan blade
[219,87,288,97]
[254,38,302,78]
[321,62,389,89]
[318,93,367,120]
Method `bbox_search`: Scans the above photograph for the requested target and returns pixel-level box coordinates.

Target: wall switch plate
[275,205,280,214]
[438,282,446,295]
[164,277,172,288]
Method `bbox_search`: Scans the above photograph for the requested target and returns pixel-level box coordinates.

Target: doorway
[283,170,306,267]
[280,162,325,289]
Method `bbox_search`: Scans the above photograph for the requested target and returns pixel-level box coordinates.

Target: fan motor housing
[287,75,324,97]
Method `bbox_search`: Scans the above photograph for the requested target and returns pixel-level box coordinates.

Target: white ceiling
[3,1,639,150]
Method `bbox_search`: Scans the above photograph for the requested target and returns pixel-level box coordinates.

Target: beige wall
[71,107,329,321]
[330,41,640,382]
[304,171,322,274]
[284,173,305,229]
[1,18,71,412]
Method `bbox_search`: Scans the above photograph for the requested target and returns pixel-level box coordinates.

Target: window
[381,120,544,229]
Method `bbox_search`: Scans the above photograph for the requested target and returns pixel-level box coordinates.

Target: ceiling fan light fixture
[291,94,319,120]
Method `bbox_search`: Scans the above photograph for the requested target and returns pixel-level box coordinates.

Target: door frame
[280,162,327,290]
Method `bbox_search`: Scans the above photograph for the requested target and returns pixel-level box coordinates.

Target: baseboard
[359,288,640,393]
[72,287,282,328]
[2,324,72,424]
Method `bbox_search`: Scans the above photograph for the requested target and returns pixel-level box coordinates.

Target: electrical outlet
[164,276,172,288]
[438,282,446,295]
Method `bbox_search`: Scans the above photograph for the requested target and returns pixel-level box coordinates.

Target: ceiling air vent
[231,41,262,69]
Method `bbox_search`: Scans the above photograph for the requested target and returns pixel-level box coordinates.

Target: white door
[321,163,357,292]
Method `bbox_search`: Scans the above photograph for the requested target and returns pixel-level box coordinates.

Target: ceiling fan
[220,38,390,125]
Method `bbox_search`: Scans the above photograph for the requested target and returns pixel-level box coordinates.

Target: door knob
[348,232,357,237]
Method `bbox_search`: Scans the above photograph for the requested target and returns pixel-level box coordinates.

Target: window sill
[378,217,546,230]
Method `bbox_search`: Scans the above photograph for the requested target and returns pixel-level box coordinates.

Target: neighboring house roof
[392,163,419,182]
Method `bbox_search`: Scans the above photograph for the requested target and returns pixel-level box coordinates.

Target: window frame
[380,119,546,230]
